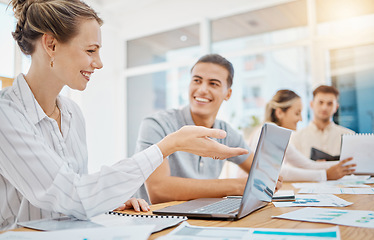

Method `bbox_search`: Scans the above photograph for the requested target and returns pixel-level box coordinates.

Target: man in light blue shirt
[134,54,255,204]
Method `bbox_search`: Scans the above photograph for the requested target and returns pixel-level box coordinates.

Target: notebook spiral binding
[107,211,187,219]
[343,133,374,136]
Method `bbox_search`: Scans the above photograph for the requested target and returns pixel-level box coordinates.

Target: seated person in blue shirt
[134,54,260,204]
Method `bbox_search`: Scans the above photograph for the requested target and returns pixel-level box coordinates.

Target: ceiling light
[180,35,188,41]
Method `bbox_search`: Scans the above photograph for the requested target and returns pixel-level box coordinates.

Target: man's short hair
[191,54,234,88]
[313,85,339,98]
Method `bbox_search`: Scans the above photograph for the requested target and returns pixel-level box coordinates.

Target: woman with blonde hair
[0,0,247,230]
[249,89,355,182]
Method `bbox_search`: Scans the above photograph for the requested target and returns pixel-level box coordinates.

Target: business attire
[0,74,163,230]
[134,106,252,203]
[249,124,335,182]
[291,122,354,158]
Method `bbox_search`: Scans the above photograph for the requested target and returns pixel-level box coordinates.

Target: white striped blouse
[0,74,163,230]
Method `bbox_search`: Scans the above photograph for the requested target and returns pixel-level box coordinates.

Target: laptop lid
[153,123,291,220]
[236,123,291,219]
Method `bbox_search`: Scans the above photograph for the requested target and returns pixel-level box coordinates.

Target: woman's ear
[275,108,284,122]
[41,33,57,58]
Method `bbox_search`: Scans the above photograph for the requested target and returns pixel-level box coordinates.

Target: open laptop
[153,123,292,220]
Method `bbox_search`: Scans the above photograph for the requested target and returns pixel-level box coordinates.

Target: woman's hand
[157,126,249,159]
[326,157,356,180]
[113,198,150,212]
[275,175,283,192]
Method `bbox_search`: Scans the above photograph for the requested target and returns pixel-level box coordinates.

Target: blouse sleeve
[0,99,163,220]
[285,144,336,170]
[280,163,327,181]
[249,125,333,182]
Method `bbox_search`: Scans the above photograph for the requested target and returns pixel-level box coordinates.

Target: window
[213,47,310,136]
[125,0,374,159]
[0,3,16,80]
[126,62,194,155]
[126,25,200,155]
[330,44,374,133]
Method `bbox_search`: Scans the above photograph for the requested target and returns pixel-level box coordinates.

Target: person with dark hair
[0,1,248,230]
[292,85,355,158]
[134,54,258,204]
[248,89,355,182]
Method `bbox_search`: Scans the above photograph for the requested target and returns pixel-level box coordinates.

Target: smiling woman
[0,0,248,231]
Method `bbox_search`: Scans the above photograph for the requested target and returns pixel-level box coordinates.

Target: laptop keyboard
[189,198,241,214]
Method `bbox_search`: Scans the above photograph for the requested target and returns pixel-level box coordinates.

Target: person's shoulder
[148,108,181,119]
[0,92,16,109]
[0,90,29,125]
[333,123,355,134]
[0,87,23,112]
[292,126,306,138]
[0,83,18,103]
[144,108,185,125]
[0,86,12,98]
[141,108,185,133]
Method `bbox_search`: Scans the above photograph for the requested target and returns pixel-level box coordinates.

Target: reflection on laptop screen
[237,123,291,218]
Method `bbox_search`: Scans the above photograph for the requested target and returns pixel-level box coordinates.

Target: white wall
[69,21,125,173]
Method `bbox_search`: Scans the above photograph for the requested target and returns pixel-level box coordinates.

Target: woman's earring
[50,58,54,68]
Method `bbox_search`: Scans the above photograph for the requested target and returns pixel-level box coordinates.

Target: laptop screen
[237,123,291,218]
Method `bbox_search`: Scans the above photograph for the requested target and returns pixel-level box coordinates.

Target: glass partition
[0,3,16,78]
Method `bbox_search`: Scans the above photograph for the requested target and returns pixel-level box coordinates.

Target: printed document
[272,194,352,207]
[0,225,154,240]
[274,207,374,228]
[157,222,341,240]
[298,187,374,194]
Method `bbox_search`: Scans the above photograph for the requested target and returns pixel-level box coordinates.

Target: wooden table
[2,183,374,239]
[146,182,374,239]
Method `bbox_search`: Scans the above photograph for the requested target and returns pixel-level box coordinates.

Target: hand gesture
[326,157,356,180]
[157,125,249,160]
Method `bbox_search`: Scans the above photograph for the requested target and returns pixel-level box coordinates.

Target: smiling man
[134,54,254,204]
[291,85,355,158]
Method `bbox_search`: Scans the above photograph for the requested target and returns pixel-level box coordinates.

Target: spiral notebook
[340,133,374,175]
[18,211,187,233]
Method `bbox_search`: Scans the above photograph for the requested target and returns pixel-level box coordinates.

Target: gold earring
[50,58,54,68]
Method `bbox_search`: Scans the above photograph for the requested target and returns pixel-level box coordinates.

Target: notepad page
[340,134,374,174]
[91,212,187,233]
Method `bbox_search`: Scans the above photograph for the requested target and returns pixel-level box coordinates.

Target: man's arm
[146,153,254,204]
[136,113,253,204]
[145,158,249,204]
[238,153,254,172]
